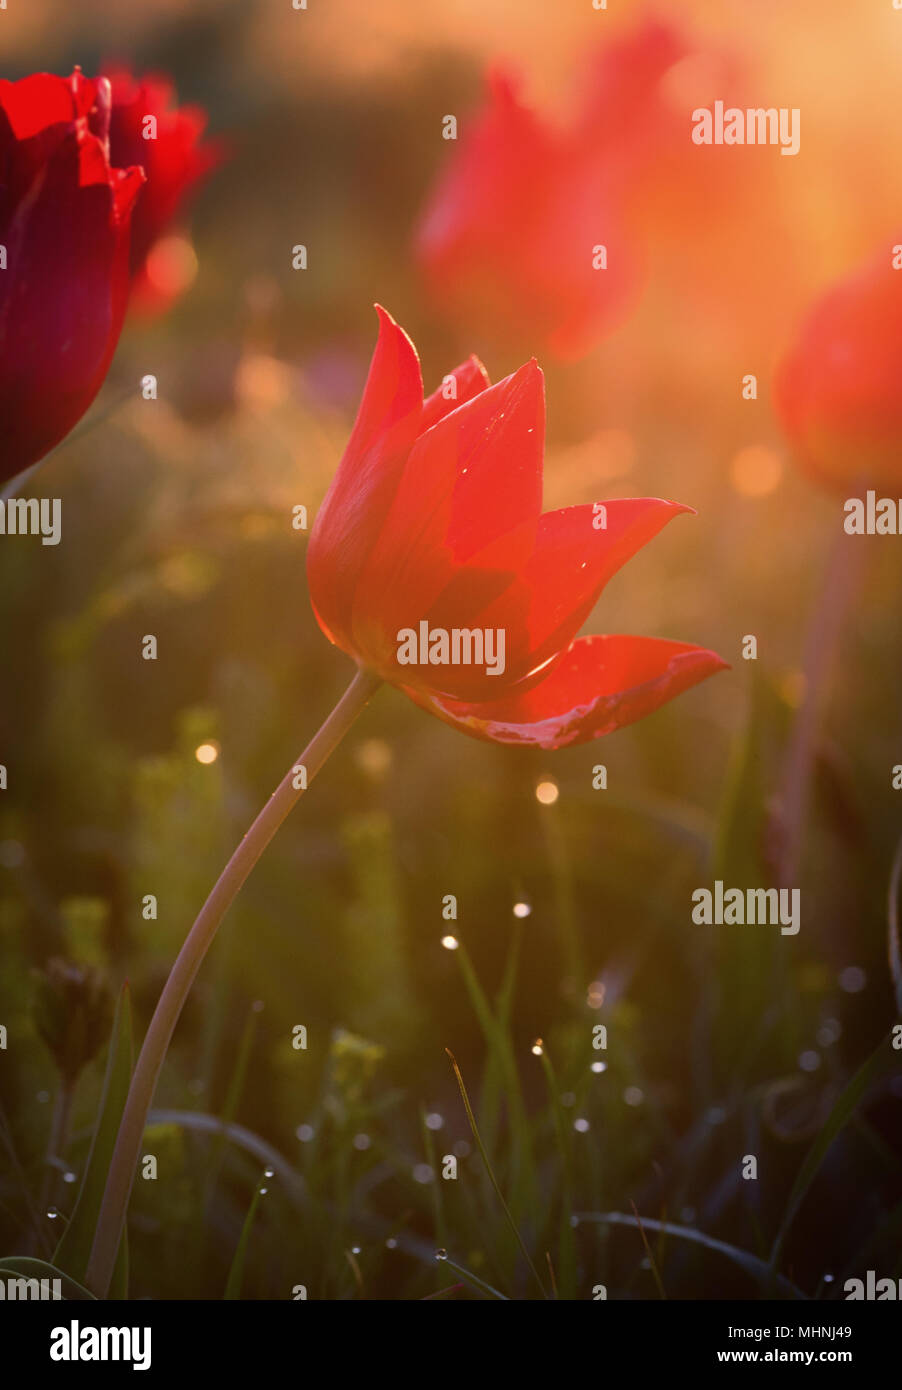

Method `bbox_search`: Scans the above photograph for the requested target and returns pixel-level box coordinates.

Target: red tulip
[307,308,726,748]
[774,244,902,492]
[414,14,734,358]
[105,66,225,314]
[0,68,144,488]
[414,68,637,359]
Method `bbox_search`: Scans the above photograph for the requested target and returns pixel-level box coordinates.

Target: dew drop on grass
[435,1248,448,1261]
[531,1038,544,1056]
[263,1168,274,1178]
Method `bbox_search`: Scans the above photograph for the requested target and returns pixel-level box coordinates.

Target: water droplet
[46,1208,58,1219]
[351,1245,361,1255]
[591,1060,607,1073]
[63,1171,77,1184]
[823,1273,835,1284]
[573,1117,590,1133]
[259,1186,268,1196]
[531,1038,544,1056]
[435,1248,448,1261]
[385,1237,398,1250]
[513,901,531,919]
[441,934,459,951]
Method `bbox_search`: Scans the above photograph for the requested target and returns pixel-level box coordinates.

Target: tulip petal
[420,355,491,433]
[0,121,137,481]
[480,497,694,679]
[403,634,728,748]
[306,305,424,652]
[415,496,692,697]
[350,359,545,670]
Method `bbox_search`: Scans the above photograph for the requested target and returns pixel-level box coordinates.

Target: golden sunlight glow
[194,742,220,764]
[730,445,783,498]
[535,779,559,805]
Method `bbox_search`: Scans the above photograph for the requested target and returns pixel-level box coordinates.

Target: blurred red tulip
[415,68,637,359]
[307,307,726,747]
[0,68,144,488]
[105,66,226,314]
[414,13,736,358]
[775,244,902,492]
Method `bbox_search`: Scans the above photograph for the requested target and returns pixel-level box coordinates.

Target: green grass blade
[224,1174,265,1300]
[767,1040,894,1279]
[580,1213,804,1299]
[0,1255,96,1301]
[454,940,536,1210]
[446,1048,548,1299]
[53,982,133,1298]
[441,1254,509,1301]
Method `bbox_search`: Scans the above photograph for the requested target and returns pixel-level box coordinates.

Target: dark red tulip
[307,308,726,747]
[0,68,144,488]
[105,66,225,313]
[775,243,902,492]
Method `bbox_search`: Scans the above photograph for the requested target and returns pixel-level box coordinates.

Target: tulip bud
[32,958,113,1083]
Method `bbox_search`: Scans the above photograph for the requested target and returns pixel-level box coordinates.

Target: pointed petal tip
[371,304,421,367]
[686,646,731,676]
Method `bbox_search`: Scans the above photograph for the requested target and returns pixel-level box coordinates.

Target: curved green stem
[85,665,382,1296]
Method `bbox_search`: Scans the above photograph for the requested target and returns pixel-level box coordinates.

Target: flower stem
[776,518,867,890]
[85,665,382,1297]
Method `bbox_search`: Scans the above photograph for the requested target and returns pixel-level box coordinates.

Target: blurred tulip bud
[32,957,114,1083]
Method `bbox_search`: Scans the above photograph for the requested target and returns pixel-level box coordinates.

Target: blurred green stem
[39,1078,75,1218]
[776,519,866,889]
[85,665,382,1297]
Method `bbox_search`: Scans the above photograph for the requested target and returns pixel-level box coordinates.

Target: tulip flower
[414,67,637,359]
[308,307,727,746]
[0,69,144,489]
[774,243,902,492]
[86,308,724,1297]
[105,66,225,314]
[414,14,735,357]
